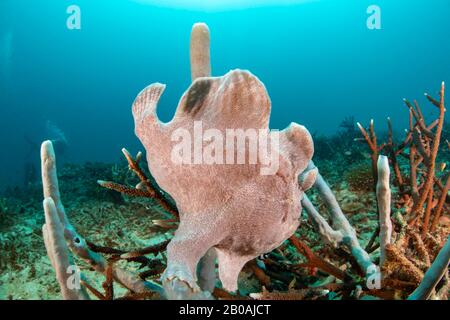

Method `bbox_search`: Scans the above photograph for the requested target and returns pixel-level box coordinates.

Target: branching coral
[98,148,178,219]
[357,84,449,233]
[357,83,449,298]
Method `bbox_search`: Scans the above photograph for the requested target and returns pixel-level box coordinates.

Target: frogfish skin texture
[132,69,316,298]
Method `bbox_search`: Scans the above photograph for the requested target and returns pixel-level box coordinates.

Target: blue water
[0,0,449,188]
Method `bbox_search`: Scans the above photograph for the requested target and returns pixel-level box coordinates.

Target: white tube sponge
[41,140,82,247]
[41,140,69,226]
[301,194,344,246]
[42,197,89,300]
[190,22,211,81]
[376,155,392,266]
[190,23,216,294]
[408,236,450,300]
[40,140,164,298]
[306,161,376,276]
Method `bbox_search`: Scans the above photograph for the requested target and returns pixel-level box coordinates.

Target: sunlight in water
[132,0,318,11]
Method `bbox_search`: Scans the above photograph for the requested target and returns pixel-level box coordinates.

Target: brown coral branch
[138,265,165,280]
[414,100,425,122]
[213,288,248,300]
[97,180,151,197]
[357,120,379,186]
[86,241,126,255]
[120,238,170,259]
[80,280,106,300]
[409,145,420,204]
[98,148,179,218]
[86,241,167,271]
[365,226,380,253]
[122,148,149,188]
[382,278,417,291]
[102,262,114,300]
[421,188,434,238]
[86,239,170,260]
[394,109,413,155]
[410,82,446,218]
[247,260,271,289]
[122,148,179,218]
[425,92,441,109]
[404,99,434,139]
[289,236,348,282]
[412,128,430,165]
[431,173,450,232]
[386,117,405,191]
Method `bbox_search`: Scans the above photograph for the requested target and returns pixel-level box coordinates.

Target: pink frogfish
[132,69,317,299]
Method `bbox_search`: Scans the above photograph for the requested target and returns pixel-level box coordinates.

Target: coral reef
[0,22,448,301]
[39,22,449,301]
